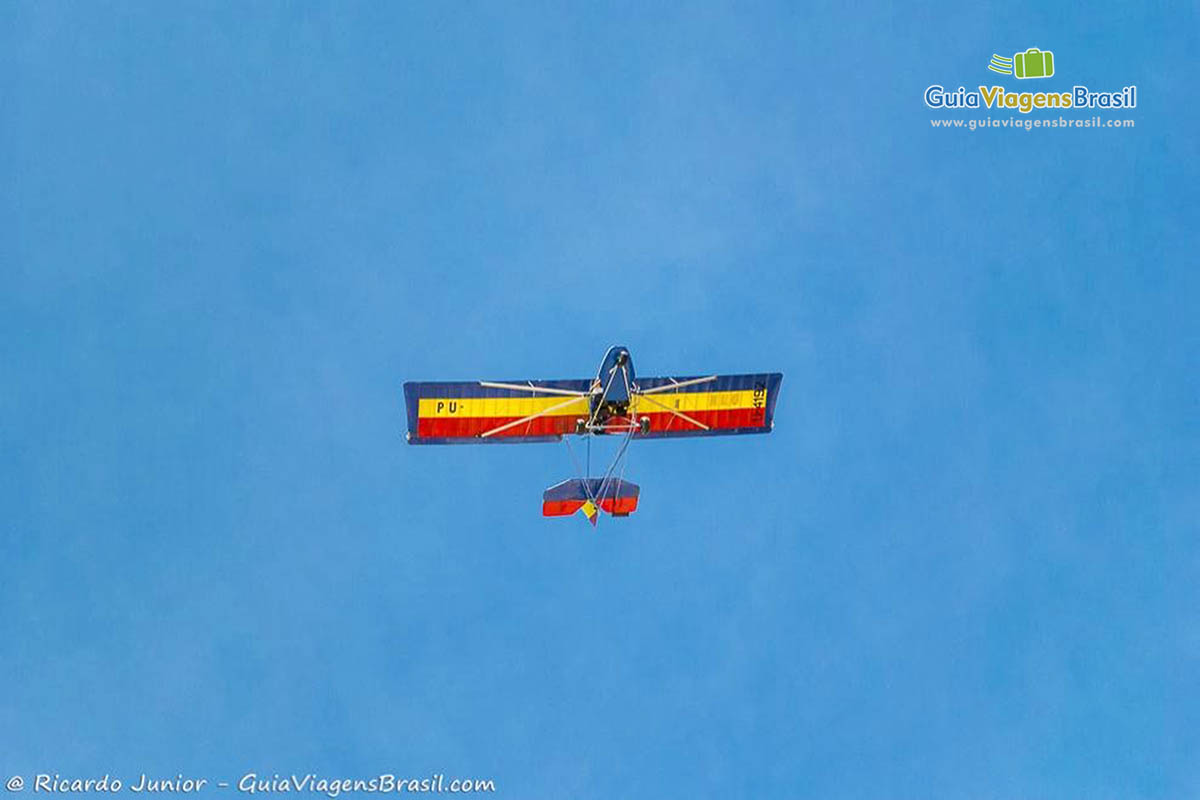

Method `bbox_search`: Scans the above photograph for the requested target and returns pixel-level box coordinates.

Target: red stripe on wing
[418,415,580,439]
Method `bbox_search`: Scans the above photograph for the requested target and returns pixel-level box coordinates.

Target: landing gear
[639,417,651,435]
[575,419,587,435]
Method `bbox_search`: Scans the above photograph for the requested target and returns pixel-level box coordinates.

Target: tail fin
[542,479,640,521]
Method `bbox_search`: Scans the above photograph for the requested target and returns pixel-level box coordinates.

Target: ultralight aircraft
[404,346,782,526]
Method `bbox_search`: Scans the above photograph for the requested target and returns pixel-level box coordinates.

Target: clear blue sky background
[3,2,1197,797]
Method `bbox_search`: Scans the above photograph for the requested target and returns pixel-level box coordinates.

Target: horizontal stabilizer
[542,479,640,518]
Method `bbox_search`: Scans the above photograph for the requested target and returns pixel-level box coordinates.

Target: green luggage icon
[1014,47,1054,79]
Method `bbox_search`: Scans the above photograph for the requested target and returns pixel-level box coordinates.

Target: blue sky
[2,2,1197,797]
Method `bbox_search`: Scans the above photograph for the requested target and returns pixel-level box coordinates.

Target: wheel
[575,419,587,435]
[639,417,651,434]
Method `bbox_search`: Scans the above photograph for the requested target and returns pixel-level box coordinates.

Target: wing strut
[479,381,594,397]
[635,375,718,395]
[478,394,584,439]
[635,392,711,431]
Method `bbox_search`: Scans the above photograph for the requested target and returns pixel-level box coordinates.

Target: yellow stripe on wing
[418,396,591,419]
[630,389,766,414]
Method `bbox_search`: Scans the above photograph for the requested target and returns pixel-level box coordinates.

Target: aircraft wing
[631,372,782,439]
[403,379,594,444]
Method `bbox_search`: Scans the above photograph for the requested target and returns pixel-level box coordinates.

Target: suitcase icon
[1014,48,1054,79]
